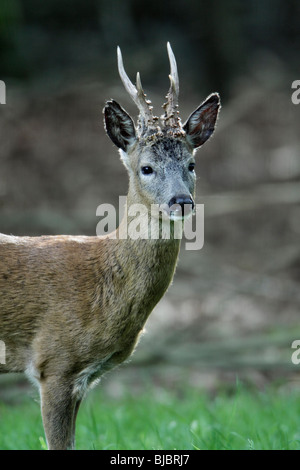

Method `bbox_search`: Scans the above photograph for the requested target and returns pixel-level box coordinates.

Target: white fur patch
[25,361,40,388]
[73,354,114,398]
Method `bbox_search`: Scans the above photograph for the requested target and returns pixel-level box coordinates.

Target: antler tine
[163,42,181,128]
[167,41,179,98]
[136,72,150,107]
[117,46,156,129]
[117,46,137,103]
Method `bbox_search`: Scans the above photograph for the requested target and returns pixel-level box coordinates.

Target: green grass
[0,381,300,450]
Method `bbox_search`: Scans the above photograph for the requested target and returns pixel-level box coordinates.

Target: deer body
[0,233,180,376]
[0,44,220,449]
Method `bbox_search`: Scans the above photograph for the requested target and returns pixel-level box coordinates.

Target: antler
[162,42,180,128]
[117,47,158,132]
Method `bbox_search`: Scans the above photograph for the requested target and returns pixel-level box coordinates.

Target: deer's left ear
[183,93,220,149]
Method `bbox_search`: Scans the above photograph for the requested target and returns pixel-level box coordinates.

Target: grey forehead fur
[138,136,192,162]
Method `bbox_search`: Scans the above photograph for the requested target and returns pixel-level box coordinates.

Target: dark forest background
[1,0,300,93]
[0,0,300,395]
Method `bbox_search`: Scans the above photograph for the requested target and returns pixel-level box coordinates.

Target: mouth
[162,204,195,221]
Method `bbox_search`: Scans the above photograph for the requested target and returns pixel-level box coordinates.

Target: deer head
[104,43,220,221]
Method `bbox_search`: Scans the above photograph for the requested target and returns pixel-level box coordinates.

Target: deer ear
[104,100,136,151]
[183,93,220,149]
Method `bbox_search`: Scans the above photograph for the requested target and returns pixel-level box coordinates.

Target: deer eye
[141,166,153,175]
[188,163,195,172]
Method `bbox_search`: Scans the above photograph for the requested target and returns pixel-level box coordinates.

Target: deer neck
[103,192,182,314]
[118,196,181,256]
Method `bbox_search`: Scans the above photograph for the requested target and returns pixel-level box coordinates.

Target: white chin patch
[162,210,193,221]
[169,213,184,221]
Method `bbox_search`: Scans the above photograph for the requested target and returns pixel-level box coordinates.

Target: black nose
[168,194,195,217]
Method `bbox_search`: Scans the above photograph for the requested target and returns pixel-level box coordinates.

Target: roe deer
[0,43,220,450]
